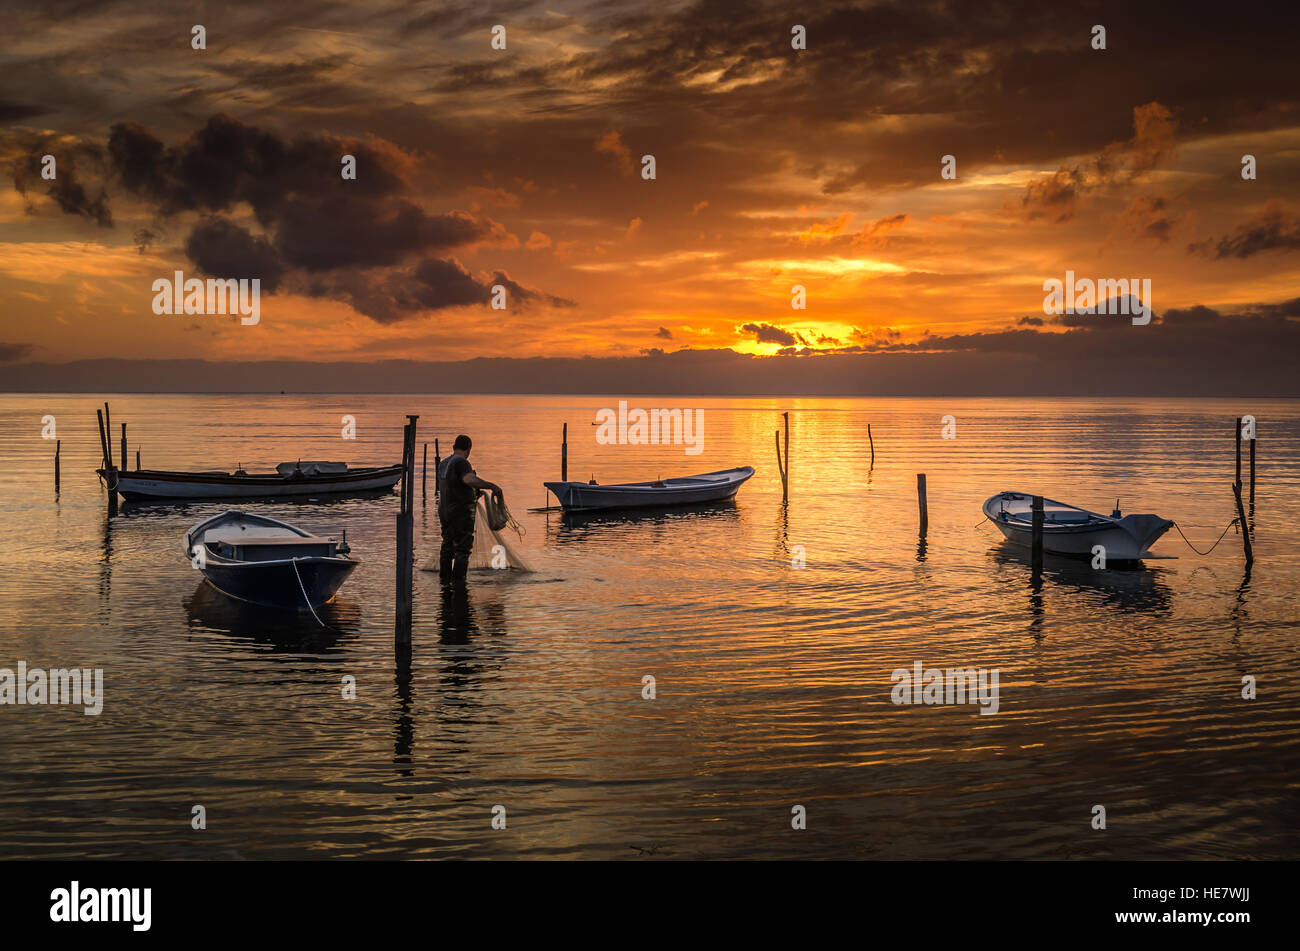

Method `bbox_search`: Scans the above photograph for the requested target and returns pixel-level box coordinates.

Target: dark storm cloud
[7,135,111,226]
[741,322,799,346]
[184,216,286,291]
[1188,201,1300,258]
[273,198,489,271]
[0,101,51,124]
[0,342,35,362]
[4,112,571,320]
[314,258,572,324]
[106,114,409,221]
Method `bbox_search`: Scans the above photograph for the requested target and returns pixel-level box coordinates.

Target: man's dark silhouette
[436,434,501,583]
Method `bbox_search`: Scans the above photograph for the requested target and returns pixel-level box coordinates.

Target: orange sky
[1,0,1298,372]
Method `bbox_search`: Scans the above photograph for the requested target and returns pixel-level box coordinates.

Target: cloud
[742,321,804,346]
[655,326,673,339]
[1119,194,1177,243]
[595,130,634,177]
[7,136,111,227]
[1189,200,1300,258]
[184,216,286,291]
[1017,103,1177,223]
[5,113,572,321]
[0,342,35,362]
[321,258,574,324]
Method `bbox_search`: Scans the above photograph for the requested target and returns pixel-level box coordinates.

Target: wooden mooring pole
[1235,417,1242,489]
[1249,431,1257,514]
[868,423,875,468]
[561,423,568,482]
[422,442,428,507]
[775,413,789,502]
[120,422,127,471]
[396,415,418,641]
[1233,482,1253,567]
[1031,495,1044,577]
[95,409,109,469]
[434,438,441,498]
[136,448,141,470]
[783,411,790,487]
[54,439,60,494]
[917,473,928,535]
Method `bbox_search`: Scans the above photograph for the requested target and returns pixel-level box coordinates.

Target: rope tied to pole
[1171,518,1241,556]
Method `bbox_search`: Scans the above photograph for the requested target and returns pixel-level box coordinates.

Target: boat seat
[1046,511,1092,523]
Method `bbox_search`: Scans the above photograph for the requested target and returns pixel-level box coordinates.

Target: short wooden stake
[917,473,928,535]
[136,448,141,470]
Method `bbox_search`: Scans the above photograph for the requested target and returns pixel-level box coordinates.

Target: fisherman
[436,434,502,582]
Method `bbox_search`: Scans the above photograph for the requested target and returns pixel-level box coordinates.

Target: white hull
[983,491,1172,560]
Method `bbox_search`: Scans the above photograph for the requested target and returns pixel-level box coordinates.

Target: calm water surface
[1,395,1297,859]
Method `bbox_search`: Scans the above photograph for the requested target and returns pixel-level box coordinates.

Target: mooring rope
[976,511,1241,558]
[290,557,328,628]
[1171,518,1241,556]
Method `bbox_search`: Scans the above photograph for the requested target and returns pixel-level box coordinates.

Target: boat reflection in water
[552,497,741,541]
[183,581,360,652]
[988,541,1174,616]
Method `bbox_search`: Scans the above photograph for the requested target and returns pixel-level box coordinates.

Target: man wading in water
[436,434,502,583]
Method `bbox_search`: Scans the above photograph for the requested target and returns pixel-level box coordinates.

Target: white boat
[183,510,359,610]
[982,491,1172,560]
[544,466,754,512]
[102,460,404,501]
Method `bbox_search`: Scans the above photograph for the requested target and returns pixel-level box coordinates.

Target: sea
[0,394,1296,859]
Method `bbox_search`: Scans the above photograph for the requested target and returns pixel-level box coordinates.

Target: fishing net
[421,494,533,574]
[468,495,533,571]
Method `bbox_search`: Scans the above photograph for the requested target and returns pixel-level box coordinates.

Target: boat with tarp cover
[101,460,404,501]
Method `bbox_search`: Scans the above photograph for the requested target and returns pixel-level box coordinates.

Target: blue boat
[183,510,359,611]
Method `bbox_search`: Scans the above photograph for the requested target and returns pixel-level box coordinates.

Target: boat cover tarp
[276,461,350,476]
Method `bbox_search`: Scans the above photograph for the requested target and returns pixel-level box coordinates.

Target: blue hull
[200,558,357,611]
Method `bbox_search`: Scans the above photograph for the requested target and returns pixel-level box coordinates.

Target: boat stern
[1118,513,1174,557]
